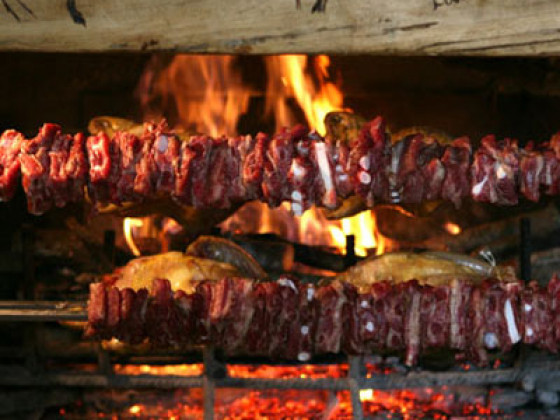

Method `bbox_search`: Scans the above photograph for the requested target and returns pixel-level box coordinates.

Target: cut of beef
[173,137,198,205]
[268,277,299,358]
[87,131,120,205]
[519,142,544,202]
[421,284,450,351]
[448,278,473,352]
[288,127,317,215]
[115,131,143,203]
[133,123,158,199]
[348,117,390,206]
[85,282,107,338]
[152,129,181,195]
[311,137,337,209]
[48,131,87,207]
[226,135,252,204]
[284,283,317,362]
[403,281,423,366]
[314,280,346,354]
[243,132,268,201]
[261,128,293,207]
[0,130,24,201]
[394,134,444,204]
[203,137,231,208]
[145,278,181,348]
[522,281,556,352]
[540,133,560,196]
[20,123,59,214]
[471,136,519,205]
[441,137,471,208]
[328,135,353,198]
[117,287,148,345]
[209,277,254,354]
[189,136,214,208]
[244,282,274,356]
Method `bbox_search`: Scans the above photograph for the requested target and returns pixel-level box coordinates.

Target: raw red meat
[0,129,24,201]
[261,128,293,207]
[209,277,254,354]
[314,280,346,354]
[348,117,390,206]
[152,130,181,195]
[522,281,556,352]
[441,137,471,208]
[311,138,337,209]
[327,134,353,198]
[268,277,299,358]
[243,132,268,201]
[288,126,317,215]
[519,142,544,202]
[87,131,120,205]
[540,133,560,196]
[203,137,231,208]
[244,282,275,356]
[133,123,158,199]
[115,131,143,203]
[471,136,519,205]
[20,123,60,214]
[403,281,423,366]
[48,131,87,207]
[448,278,473,352]
[284,282,317,362]
[226,135,252,204]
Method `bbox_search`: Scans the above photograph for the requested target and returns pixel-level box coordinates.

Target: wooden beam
[1,0,560,55]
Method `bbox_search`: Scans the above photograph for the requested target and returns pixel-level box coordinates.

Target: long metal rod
[0,301,88,322]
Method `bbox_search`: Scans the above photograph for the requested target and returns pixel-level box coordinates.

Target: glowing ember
[444,222,462,235]
[114,363,204,377]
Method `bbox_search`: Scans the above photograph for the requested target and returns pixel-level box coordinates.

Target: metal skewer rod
[0,300,88,322]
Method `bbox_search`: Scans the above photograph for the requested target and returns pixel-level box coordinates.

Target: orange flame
[264,55,345,135]
[123,217,144,256]
[138,55,250,137]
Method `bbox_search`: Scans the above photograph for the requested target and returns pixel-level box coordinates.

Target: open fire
[124,54,382,257]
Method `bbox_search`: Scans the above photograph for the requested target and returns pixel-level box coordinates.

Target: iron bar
[0,301,88,322]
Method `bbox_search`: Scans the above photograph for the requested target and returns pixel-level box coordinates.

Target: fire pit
[3,2,560,419]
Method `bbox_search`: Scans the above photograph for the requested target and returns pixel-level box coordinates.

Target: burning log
[231,233,351,273]
[423,203,560,255]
